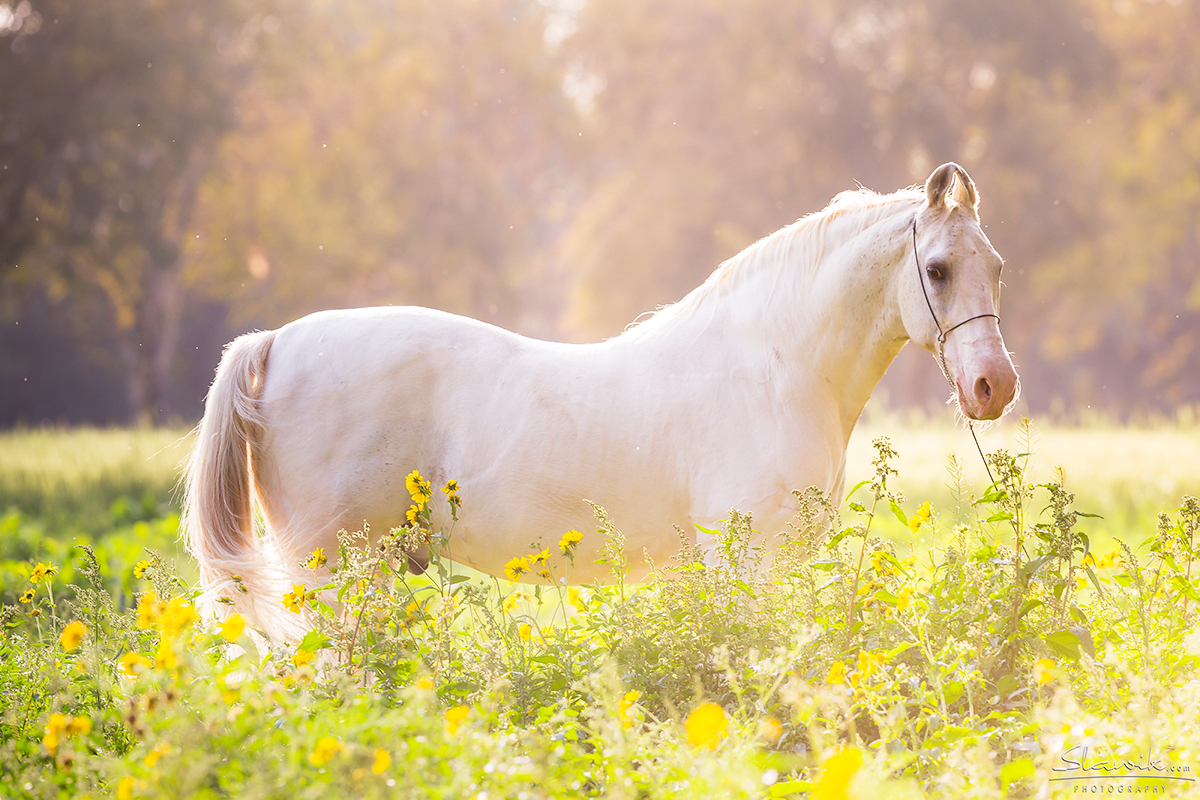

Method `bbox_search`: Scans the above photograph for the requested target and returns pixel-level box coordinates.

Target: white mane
[625,187,924,336]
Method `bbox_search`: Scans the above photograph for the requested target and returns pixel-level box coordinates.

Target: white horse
[183,162,1018,639]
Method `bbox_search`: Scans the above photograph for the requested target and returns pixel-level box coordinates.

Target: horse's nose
[974,376,992,405]
[974,360,1017,419]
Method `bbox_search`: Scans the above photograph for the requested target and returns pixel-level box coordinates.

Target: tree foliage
[0,0,1197,423]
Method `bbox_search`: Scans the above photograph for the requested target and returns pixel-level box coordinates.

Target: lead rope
[911,217,998,486]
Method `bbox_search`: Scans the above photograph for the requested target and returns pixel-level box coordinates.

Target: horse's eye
[926,261,947,281]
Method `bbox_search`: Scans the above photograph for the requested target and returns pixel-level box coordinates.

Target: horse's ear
[925,162,980,215]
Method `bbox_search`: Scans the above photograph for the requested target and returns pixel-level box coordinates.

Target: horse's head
[900,162,1019,421]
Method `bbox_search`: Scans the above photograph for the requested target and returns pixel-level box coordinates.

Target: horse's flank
[183,168,1015,641]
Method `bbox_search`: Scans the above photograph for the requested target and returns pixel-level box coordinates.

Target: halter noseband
[911,217,999,364]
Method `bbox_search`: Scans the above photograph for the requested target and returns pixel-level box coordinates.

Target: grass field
[2,419,1199,798]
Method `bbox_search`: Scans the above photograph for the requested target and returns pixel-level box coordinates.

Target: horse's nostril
[975,376,992,403]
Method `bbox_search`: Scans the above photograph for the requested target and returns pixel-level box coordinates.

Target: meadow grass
[0,426,192,533]
[2,420,1200,798]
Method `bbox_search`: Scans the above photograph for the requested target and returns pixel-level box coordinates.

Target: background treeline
[1,0,1198,425]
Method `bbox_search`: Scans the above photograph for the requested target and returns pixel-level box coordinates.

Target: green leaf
[1017,599,1043,619]
[1173,575,1200,602]
[986,511,1014,523]
[298,629,332,652]
[1000,758,1036,790]
[767,780,810,798]
[845,479,871,499]
[1045,629,1084,660]
[890,500,909,527]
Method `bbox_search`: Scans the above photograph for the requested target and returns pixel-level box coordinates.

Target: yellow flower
[518,623,532,640]
[896,588,913,610]
[158,596,197,639]
[618,690,640,729]
[685,702,728,749]
[504,556,530,582]
[406,504,423,525]
[155,639,178,671]
[406,470,433,506]
[133,559,153,579]
[1035,658,1057,686]
[309,736,344,766]
[414,676,434,691]
[19,588,34,603]
[442,480,459,499]
[220,614,246,642]
[136,591,165,631]
[66,716,92,737]
[30,562,58,584]
[761,715,783,744]
[302,548,327,570]
[282,584,308,613]
[372,748,391,775]
[59,621,87,652]
[568,588,586,610]
[559,529,583,555]
[908,502,932,533]
[119,651,149,679]
[826,660,848,686]
[813,747,863,800]
[293,648,316,667]
[116,776,136,800]
[445,705,469,736]
[43,712,68,753]
[143,741,170,767]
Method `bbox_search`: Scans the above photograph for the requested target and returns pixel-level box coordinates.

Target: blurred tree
[0,0,269,423]
[190,0,578,339]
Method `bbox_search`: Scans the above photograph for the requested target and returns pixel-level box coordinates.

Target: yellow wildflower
[133,559,153,579]
[504,556,530,582]
[136,591,165,631]
[302,548,327,570]
[532,548,552,579]
[59,621,87,652]
[414,676,434,691]
[559,529,583,556]
[19,588,34,603]
[406,470,433,506]
[406,504,423,525]
[372,748,392,775]
[568,587,586,610]
[220,614,246,642]
[43,712,69,753]
[116,776,135,800]
[119,651,149,679]
[445,705,469,736]
[1035,658,1057,686]
[158,596,197,639]
[761,715,783,744]
[66,716,92,737]
[282,584,308,613]
[155,639,178,671]
[685,702,729,749]
[30,562,58,584]
[143,741,170,767]
[309,736,343,767]
[826,660,848,686]
[618,690,640,729]
[896,588,913,610]
[518,622,532,640]
[442,480,459,499]
[293,648,316,667]
[908,502,932,533]
[813,746,863,800]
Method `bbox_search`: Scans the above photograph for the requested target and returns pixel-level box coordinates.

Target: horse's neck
[676,204,914,438]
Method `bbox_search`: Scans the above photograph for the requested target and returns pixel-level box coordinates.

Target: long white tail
[182,330,306,642]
